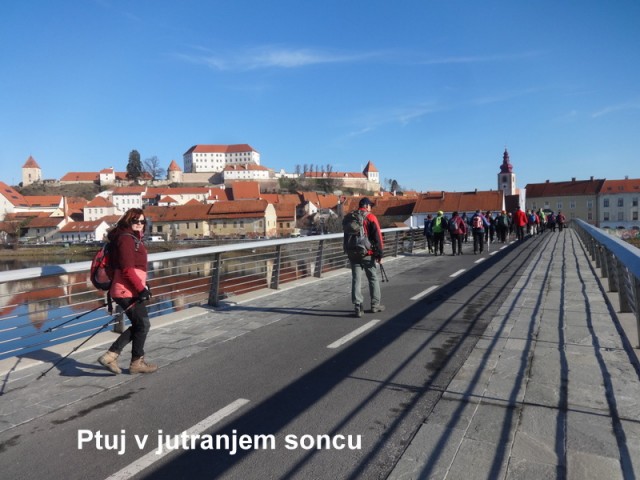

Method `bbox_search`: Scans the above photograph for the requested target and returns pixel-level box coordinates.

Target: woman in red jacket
[98,208,157,374]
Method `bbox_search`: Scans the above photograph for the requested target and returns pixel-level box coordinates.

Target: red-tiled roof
[0,181,28,207]
[145,205,213,222]
[304,171,366,179]
[168,160,182,172]
[112,186,146,195]
[26,216,66,228]
[363,161,378,173]
[24,196,63,208]
[601,178,640,194]
[184,144,258,155]
[525,178,605,197]
[231,181,261,199]
[59,220,104,233]
[413,190,504,214]
[273,202,295,220]
[60,172,100,182]
[341,196,416,217]
[86,196,115,208]
[22,155,41,169]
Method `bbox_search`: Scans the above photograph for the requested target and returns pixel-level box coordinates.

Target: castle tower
[363,161,380,189]
[498,148,516,196]
[167,159,183,183]
[22,156,42,186]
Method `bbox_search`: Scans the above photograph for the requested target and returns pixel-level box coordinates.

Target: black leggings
[109,298,150,358]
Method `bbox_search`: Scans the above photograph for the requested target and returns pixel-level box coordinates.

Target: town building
[223,163,271,182]
[598,178,640,230]
[301,161,381,191]
[183,144,260,174]
[524,177,605,226]
[55,220,110,243]
[110,186,146,213]
[84,196,118,221]
[23,216,68,243]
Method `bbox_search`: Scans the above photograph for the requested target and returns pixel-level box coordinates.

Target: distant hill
[16,183,104,200]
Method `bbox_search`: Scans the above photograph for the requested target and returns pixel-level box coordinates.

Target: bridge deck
[1,228,639,479]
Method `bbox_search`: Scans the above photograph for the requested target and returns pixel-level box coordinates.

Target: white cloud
[344,103,440,139]
[418,51,541,66]
[175,45,382,71]
[591,101,640,118]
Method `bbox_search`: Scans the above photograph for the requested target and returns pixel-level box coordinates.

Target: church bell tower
[498,148,516,196]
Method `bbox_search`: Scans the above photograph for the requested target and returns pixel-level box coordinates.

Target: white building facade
[183,144,260,174]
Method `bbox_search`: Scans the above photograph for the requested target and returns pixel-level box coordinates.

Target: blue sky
[1,0,639,192]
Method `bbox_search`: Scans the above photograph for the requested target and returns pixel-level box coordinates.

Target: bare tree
[143,156,166,181]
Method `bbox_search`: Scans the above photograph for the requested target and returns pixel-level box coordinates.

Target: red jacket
[513,209,528,227]
[108,227,147,299]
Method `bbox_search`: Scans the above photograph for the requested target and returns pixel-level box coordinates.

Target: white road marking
[449,269,465,278]
[327,320,380,349]
[474,257,486,264]
[410,285,438,301]
[105,398,250,480]
[489,251,498,256]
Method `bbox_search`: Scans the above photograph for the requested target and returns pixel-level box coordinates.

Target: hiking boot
[354,304,363,318]
[371,305,386,313]
[98,351,121,374]
[130,357,158,374]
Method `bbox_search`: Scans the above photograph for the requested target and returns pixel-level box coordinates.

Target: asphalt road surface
[1,236,544,480]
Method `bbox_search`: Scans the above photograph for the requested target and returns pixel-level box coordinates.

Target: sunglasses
[131,220,147,225]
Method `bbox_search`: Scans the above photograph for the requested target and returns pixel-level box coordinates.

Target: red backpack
[90,242,114,291]
[89,233,139,291]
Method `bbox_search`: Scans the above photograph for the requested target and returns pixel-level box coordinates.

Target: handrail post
[270,245,282,289]
[207,252,222,307]
[314,240,325,278]
[605,251,616,292]
[634,276,640,348]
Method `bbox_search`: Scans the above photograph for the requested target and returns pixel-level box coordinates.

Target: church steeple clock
[498,148,516,196]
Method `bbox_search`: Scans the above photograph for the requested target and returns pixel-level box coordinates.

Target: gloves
[138,286,152,302]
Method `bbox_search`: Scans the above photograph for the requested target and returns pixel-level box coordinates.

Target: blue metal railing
[573,219,640,347]
[0,228,426,359]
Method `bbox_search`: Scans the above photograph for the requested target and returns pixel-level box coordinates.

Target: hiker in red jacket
[513,206,528,241]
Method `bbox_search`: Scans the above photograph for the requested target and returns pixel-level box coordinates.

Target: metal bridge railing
[0,227,426,359]
[573,219,640,347]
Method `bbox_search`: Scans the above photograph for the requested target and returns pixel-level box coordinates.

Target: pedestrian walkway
[1,229,639,480]
[389,229,640,479]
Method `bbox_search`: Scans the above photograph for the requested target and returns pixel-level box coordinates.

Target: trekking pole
[37,300,137,380]
[379,264,390,282]
[44,302,108,333]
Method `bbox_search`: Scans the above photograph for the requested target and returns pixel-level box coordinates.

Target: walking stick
[379,264,390,282]
[44,302,108,333]
[37,300,138,380]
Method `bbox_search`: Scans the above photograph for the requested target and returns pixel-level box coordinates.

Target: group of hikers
[341,198,568,318]
[422,207,567,256]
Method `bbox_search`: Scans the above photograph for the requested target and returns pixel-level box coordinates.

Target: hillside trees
[143,156,166,181]
[126,150,143,180]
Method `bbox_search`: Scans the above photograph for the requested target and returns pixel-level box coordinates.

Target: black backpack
[343,210,372,260]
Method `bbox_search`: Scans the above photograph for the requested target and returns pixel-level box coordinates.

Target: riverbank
[0,243,176,261]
